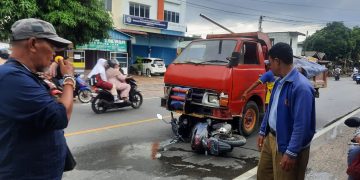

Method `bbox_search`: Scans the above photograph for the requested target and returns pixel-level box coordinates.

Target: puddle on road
[72,139,258,179]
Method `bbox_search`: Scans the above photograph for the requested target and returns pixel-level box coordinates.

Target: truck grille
[190,88,205,103]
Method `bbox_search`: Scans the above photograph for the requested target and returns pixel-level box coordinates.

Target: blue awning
[109,29,132,41]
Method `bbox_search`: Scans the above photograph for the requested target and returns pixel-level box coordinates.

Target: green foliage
[135,56,143,71]
[0,0,113,47]
[303,22,353,61]
[351,26,360,61]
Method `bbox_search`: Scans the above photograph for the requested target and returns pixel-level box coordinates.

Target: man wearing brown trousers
[257,42,316,180]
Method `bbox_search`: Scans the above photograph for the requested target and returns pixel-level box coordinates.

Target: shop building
[109,0,187,65]
[74,30,132,74]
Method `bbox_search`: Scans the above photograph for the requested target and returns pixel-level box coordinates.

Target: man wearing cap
[0,18,74,179]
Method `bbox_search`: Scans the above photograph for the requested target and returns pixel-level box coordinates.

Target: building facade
[267,32,305,56]
[72,29,132,74]
[109,0,187,65]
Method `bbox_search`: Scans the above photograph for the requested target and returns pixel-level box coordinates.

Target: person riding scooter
[87,58,120,102]
[334,66,341,81]
[106,59,131,102]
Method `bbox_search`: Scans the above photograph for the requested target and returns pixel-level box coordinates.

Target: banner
[124,15,168,29]
[77,39,127,52]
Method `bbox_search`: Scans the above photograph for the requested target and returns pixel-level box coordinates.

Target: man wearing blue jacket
[257,42,316,180]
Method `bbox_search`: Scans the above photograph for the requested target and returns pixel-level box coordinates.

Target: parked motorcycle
[91,78,143,114]
[157,113,246,155]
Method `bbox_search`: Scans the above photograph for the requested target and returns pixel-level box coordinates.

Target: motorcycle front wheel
[91,96,107,114]
[78,89,92,103]
[213,134,246,147]
[130,92,143,109]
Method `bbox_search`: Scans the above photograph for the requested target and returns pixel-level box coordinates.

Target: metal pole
[199,13,234,34]
[258,15,263,32]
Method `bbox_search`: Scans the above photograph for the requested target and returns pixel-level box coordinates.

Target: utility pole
[199,13,234,34]
[258,15,263,32]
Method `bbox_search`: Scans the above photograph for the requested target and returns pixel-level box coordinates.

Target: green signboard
[77,39,127,52]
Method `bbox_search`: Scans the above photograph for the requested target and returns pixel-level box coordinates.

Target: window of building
[129,2,150,18]
[104,0,112,11]
[164,10,179,23]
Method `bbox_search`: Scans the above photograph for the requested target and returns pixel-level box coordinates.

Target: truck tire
[240,101,260,137]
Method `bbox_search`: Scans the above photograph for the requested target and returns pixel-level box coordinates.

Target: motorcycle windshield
[164,63,232,92]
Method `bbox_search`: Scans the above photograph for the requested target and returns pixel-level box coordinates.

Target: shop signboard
[77,39,127,52]
[123,15,168,29]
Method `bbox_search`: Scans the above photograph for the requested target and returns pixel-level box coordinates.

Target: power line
[203,0,332,23]
[249,0,359,12]
[184,0,329,25]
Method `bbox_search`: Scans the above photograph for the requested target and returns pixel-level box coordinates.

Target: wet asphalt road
[63,77,360,180]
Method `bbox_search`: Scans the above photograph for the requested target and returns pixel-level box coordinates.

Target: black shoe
[344,117,360,127]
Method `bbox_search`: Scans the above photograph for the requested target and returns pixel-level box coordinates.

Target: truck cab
[161,32,271,136]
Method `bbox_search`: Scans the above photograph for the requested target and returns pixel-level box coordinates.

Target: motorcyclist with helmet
[87,58,120,102]
[106,59,131,102]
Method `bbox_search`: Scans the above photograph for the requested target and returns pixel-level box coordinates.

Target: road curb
[233,107,360,180]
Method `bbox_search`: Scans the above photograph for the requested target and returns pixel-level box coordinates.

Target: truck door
[231,41,266,114]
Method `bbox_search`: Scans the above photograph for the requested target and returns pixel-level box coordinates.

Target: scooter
[57,73,92,103]
[74,74,92,103]
[334,73,340,81]
[157,113,246,156]
[91,78,143,114]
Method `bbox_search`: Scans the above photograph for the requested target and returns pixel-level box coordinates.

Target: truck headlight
[208,94,219,104]
[202,92,220,107]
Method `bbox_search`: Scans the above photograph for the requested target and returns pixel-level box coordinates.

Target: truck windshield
[174,40,237,64]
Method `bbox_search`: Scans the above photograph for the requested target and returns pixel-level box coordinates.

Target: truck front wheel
[240,101,260,137]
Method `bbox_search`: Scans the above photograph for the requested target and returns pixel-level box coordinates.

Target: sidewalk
[305,117,356,180]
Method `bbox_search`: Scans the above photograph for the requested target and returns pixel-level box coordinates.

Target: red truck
[160,32,271,154]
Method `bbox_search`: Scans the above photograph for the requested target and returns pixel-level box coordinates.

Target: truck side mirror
[227,52,241,68]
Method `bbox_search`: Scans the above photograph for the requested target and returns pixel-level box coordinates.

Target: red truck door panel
[230,42,266,114]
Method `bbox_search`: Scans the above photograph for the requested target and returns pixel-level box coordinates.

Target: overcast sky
[184,0,360,41]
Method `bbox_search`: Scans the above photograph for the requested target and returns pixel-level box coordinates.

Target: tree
[303,22,353,62]
[0,0,113,47]
[351,26,360,62]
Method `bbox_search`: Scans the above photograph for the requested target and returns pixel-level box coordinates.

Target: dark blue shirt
[0,59,68,179]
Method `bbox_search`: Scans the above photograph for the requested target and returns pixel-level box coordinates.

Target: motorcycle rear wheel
[131,92,143,109]
[78,89,92,103]
[91,96,107,114]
